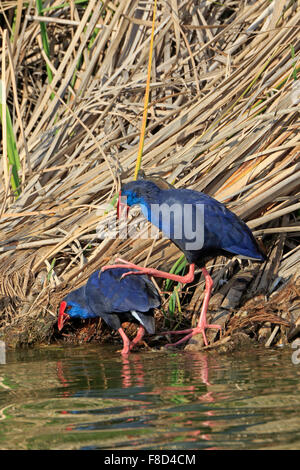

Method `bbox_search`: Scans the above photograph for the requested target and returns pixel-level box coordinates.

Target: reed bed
[0,0,299,350]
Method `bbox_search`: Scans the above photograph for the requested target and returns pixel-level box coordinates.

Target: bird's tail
[131,310,155,334]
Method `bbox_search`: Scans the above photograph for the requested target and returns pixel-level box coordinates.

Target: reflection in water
[121,354,145,389]
[0,345,300,449]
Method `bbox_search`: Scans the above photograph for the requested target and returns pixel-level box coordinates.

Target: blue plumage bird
[58,267,161,355]
[102,180,267,347]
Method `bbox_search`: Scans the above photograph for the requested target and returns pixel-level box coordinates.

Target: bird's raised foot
[102,261,196,285]
[120,269,158,280]
[101,258,139,272]
[119,268,194,283]
[162,323,222,348]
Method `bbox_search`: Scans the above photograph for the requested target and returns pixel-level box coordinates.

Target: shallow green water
[0,343,300,450]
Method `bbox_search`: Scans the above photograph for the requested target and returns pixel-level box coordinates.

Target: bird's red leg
[117,327,131,355]
[102,260,196,284]
[161,267,222,347]
[129,325,145,350]
[196,268,222,335]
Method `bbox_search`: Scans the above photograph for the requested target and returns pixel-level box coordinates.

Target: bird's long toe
[164,331,195,348]
[163,324,222,348]
[159,328,195,336]
[120,270,144,280]
[101,263,131,272]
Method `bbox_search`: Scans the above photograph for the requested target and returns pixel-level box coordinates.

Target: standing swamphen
[58,267,160,355]
[102,179,267,347]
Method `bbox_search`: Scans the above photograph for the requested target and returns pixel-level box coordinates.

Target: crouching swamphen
[102,179,267,347]
[58,267,161,355]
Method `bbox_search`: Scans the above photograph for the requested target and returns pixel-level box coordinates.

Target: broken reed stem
[134,0,157,181]
[1,28,9,191]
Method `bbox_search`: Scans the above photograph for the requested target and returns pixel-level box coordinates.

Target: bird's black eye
[66,305,71,311]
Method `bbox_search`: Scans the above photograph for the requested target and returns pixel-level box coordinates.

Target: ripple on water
[0,344,300,449]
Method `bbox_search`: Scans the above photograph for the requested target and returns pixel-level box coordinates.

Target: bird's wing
[202,200,264,259]
[98,312,121,330]
[157,189,265,260]
[86,269,160,315]
[65,286,87,307]
[108,270,161,313]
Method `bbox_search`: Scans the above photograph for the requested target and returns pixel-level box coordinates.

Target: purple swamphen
[58,267,160,355]
[102,179,267,347]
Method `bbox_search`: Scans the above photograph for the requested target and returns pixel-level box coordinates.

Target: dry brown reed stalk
[0,0,299,347]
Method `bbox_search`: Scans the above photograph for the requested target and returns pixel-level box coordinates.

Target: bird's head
[57,287,89,331]
[117,180,160,219]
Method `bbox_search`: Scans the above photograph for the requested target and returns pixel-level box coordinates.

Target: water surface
[0,343,300,449]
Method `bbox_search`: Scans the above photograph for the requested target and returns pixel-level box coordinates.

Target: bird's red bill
[58,301,70,331]
[117,190,129,219]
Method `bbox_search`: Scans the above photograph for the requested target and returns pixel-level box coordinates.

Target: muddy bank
[1,269,298,354]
